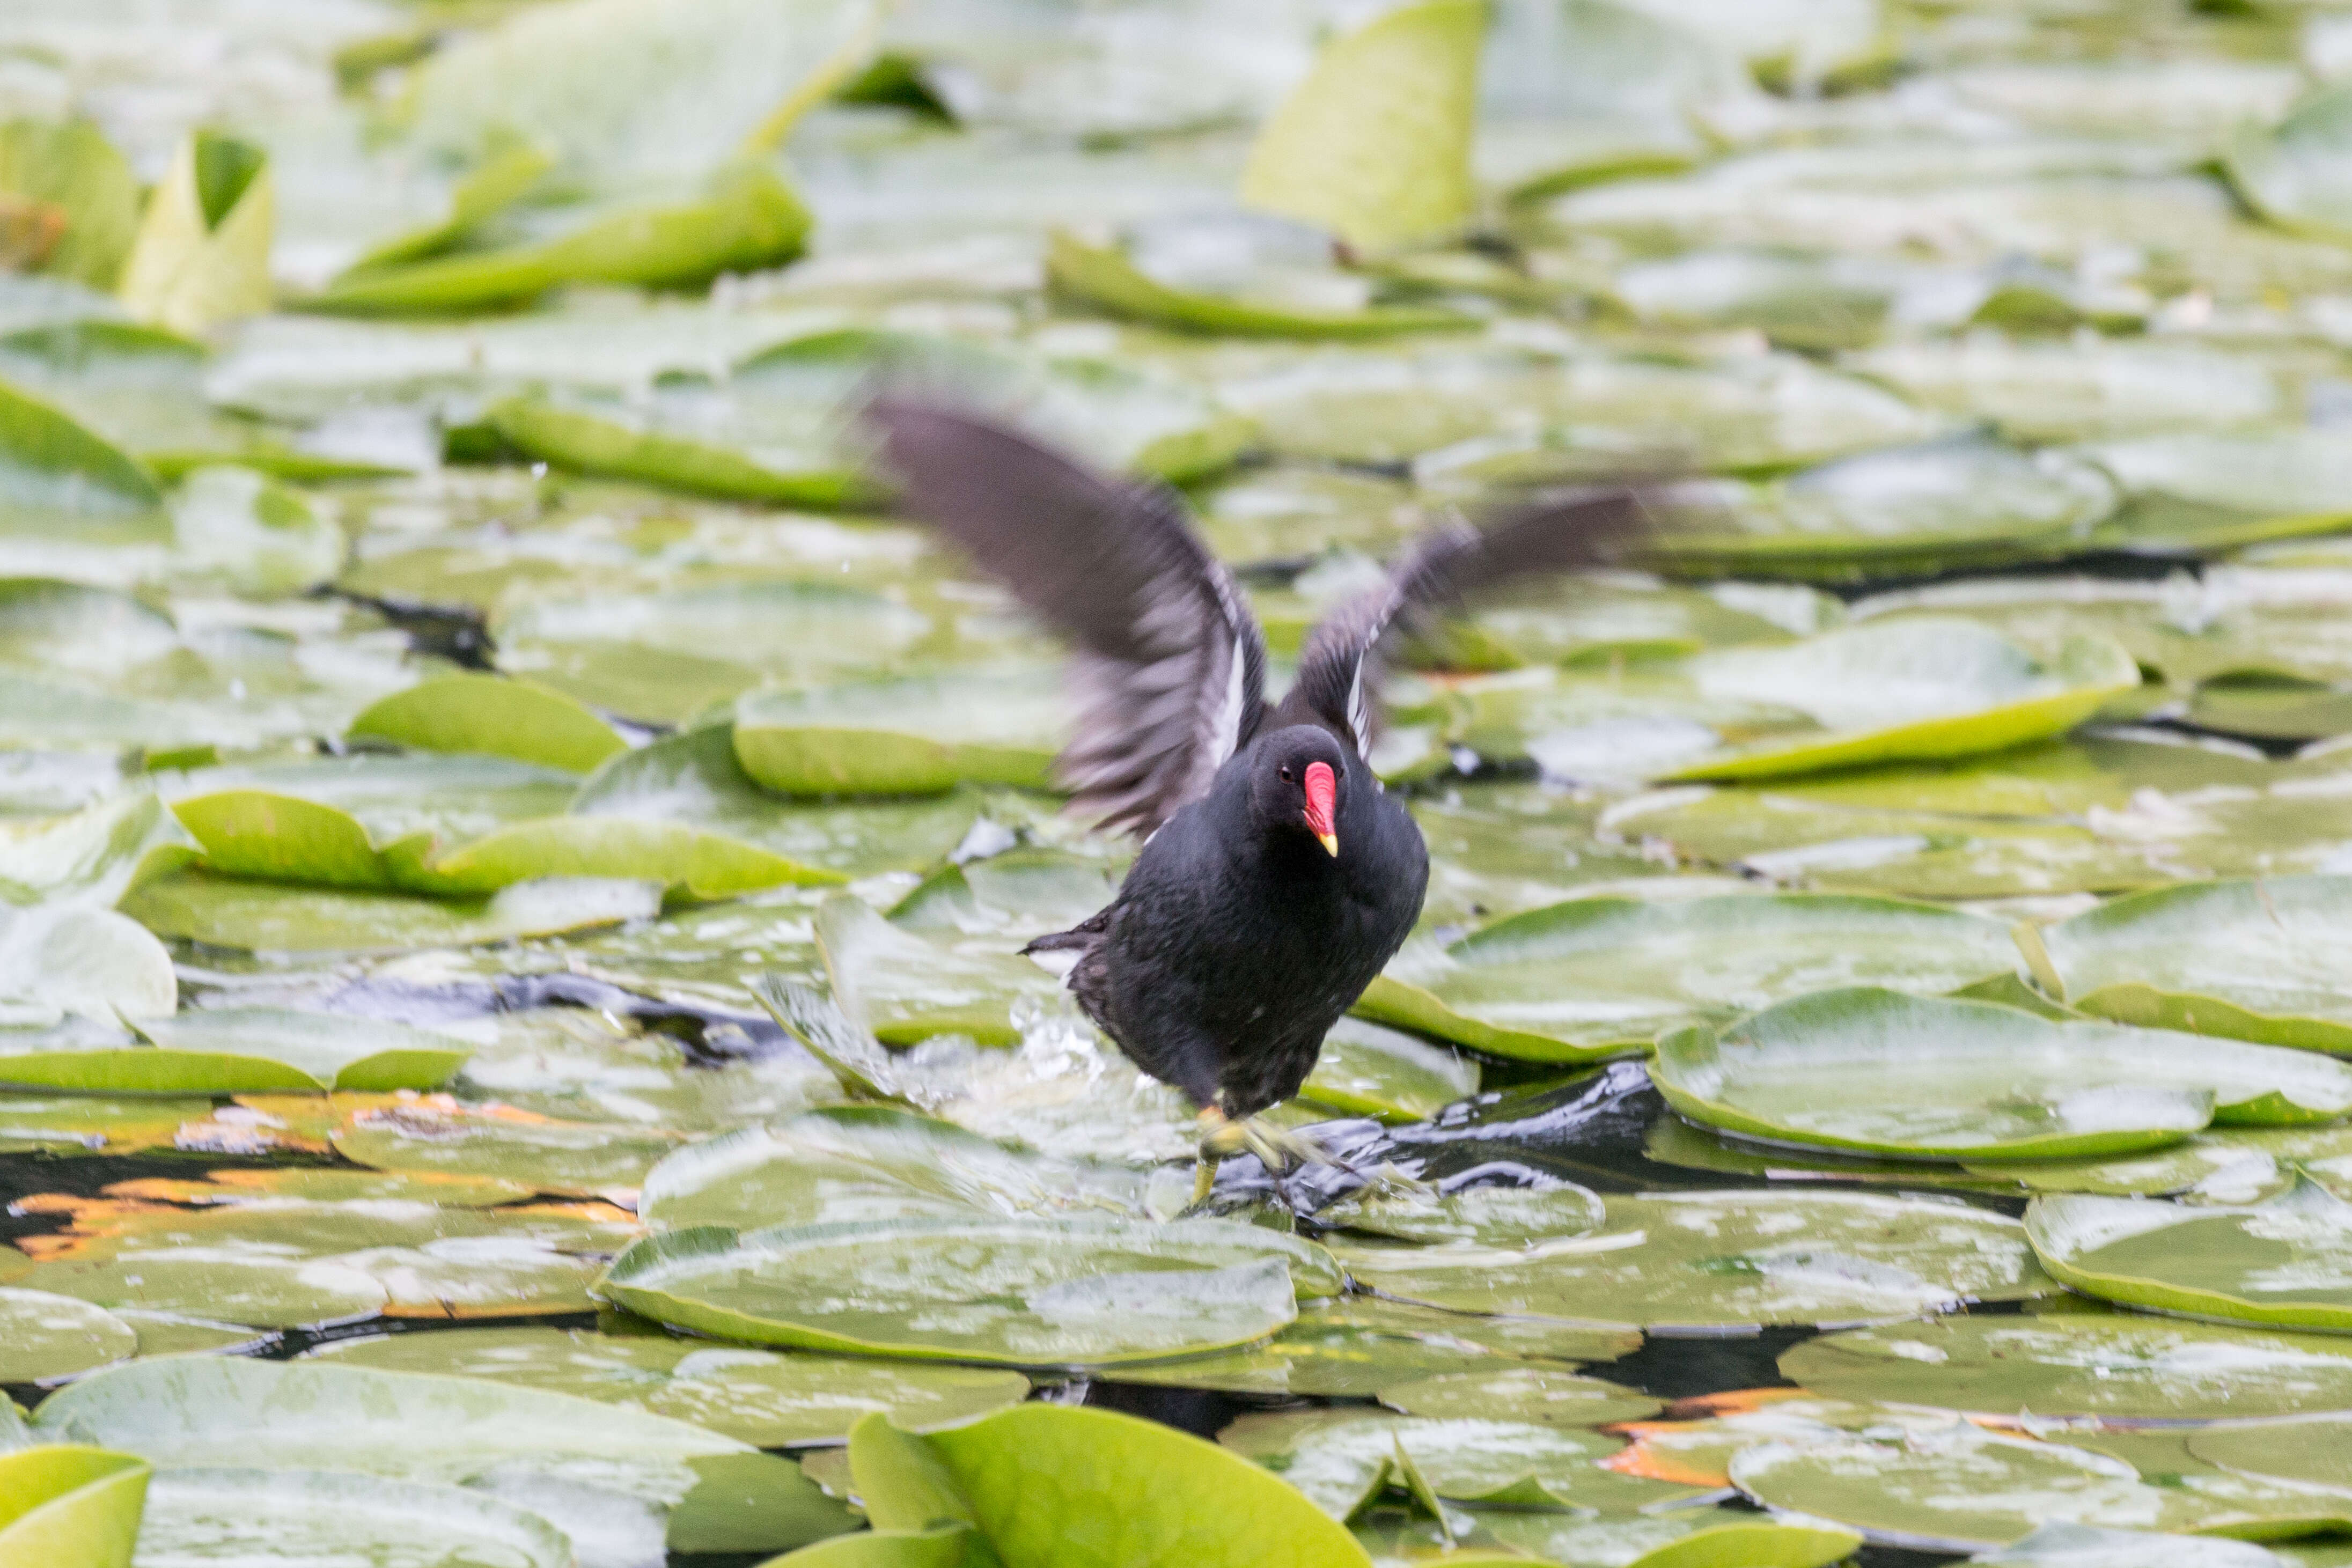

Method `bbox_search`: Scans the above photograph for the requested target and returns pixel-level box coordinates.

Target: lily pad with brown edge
[1337,1188,2051,1333]
[2027,1179,2352,1334]
[1359,892,2019,1061]
[597,1215,1342,1367]
[2020,876,2352,1056]
[308,1325,1028,1447]
[329,1094,682,1201]
[1655,987,2352,1162]
[1780,1309,2352,1422]
[0,1008,475,1095]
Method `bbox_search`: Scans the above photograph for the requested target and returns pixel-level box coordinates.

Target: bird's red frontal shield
[1303,760,1338,856]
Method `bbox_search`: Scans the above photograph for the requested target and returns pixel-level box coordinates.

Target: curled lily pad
[1238,0,1482,252]
[1661,620,2142,782]
[2023,877,2352,1055]
[816,895,1061,1048]
[117,132,272,337]
[0,1288,136,1383]
[133,1467,574,1568]
[1220,1408,1708,1518]
[0,379,159,516]
[0,904,177,1029]
[346,674,628,774]
[733,673,1064,797]
[1656,988,2352,1161]
[2226,86,2352,245]
[1361,892,2016,1060]
[487,394,874,510]
[0,120,139,289]
[1338,1188,2050,1333]
[1781,1310,2352,1421]
[636,1106,1152,1232]
[120,869,663,954]
[312,1326,1028,1447]
[599,1216,1342,1366]
[2085,431,2352,554]
[2028,1179,2352,1333]
[0,1444,148,1567]
[31,1357,847,1565]
[1046,230,1473,340]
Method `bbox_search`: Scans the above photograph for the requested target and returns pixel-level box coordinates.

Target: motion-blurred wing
[1272,485,1656,757]
[866,397,1266,836]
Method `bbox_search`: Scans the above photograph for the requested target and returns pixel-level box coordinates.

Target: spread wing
[1270,485,1656,757]
[865,396,1266,837]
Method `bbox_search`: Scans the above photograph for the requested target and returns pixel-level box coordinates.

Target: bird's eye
[1278,767,1293,782]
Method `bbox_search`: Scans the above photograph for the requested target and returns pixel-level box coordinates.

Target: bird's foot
[1193,1108,1339,1202]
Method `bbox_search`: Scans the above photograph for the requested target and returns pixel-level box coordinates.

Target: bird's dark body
[1039,729,1429,1116]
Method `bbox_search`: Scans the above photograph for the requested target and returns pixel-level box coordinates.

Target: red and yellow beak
[1303,760,1339,857]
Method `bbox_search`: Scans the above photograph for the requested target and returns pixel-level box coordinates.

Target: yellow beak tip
[1316,832,1339,857]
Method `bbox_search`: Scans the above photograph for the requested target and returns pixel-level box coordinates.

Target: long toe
[1239,1118,1335,1174]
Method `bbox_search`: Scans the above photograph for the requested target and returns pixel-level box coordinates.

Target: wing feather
[865,397,1266,835]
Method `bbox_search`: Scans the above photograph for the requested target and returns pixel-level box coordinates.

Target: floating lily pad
[0,1444,148,1568]
[1362,892,2017,1060]
[312,1326,1028,1447]
[0,1288,136,1383]
[486,394,875,511]
[599,1216,1342,1366]
[733,673,1064,797]
[636,1106,1152,1232]
[1473,1511,1863,1568]
[330,1095,681,1199]
[2028,1179,2352,1333]
[1781,1310,2352,1421]
[0,119,139,290]
[0,1007,472,1095]
[120,869,663,953]
[2226,86,2352,245]
[1221,1408,1708,1518]
[1046,230,1473,340]
[1298,1017,1478,1124]
[1660,620,2141,782]
[132,1467,574,1568]
[31,1357,849,1563]
[1315,1180,1605,1246]
[1968,1524,2292,1567]
[1339,1188,2049,1333]
[816,895,1061,1048]
[2086,431,2352,553]
[2023,877,2352,1056]
[1657,988,2352,1161]
[1377,1366,1662,1427]
[346,674,628,775]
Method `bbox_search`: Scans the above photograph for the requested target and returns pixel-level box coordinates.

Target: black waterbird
[866,398,1655,1194]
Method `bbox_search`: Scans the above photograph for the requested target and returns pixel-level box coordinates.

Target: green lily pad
[0,1289,136,1383]
[2193,1415,2352,1500]
[1472,1511,1863,1568]
[117,132,272,337]
[0,380,160,517]
[1731,1417,2339,1552]
[1221,1408,1708,1518]
[1660,620,2142,782]
[1781,1310,2352,1421]
[330,1096,681,1199]
[119,869,663,953]
[1107,1295,1638,1397]
[487,394,875,511]
[1376,1366,1663,1427]
[1298,1017,1478,1124]
[636,1105,1154,1232]
[1045,230,1473,340]
[817,895,1061,1048]
[0,1007,471,1095]
[2086,431,2352,553]
[0,1445,148,1568]
[1316,1181,1606,1246]
[2028,1179,2352,1333]
[1842,338,2291,446]
[310,165,812,315]
[872,1403,1372,1566]
[0,905,177,1029]
[131,1467,573,1568]
[1239,0,1481,252]
[31,1357,849,1562]
[312,1326,1028,1447]
[2023,877,2352,1056]
[346,674,628,774]
[1968,1524,2293,1567]
[1363,892,2017,1060]
[1338,1188,2050,1332]
[734,673,1064,797]
[0,119,139,290]
[2226,86,2352,245]
[1657,987,2352,1161]
[599,1216,1342,1366]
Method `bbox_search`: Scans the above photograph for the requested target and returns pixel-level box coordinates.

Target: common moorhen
[866,399,1652,1192]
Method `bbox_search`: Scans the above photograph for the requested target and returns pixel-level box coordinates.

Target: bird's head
[1252,725,1349,858]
